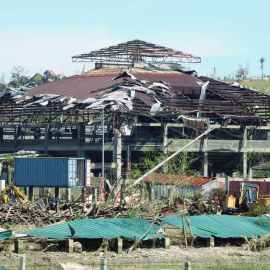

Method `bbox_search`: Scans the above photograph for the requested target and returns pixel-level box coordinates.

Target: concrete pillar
[185,261,191,270]
[163,237,170,249]
[15,239,23,254]
[0,179,5,192]
[242,126,248,179]
[101,257,107,270]
[93,188,98,204]
[65,238,74,253]
[248,167,253,180]
[82,187,85,203]
[66,188,71,202]
[115,237,123,254]
[203,152,208,177]
[243,152,247,180]
[14,125,17,145]
[55,187,60,201]
[113,133,122,183]
[39,187,44,198]
[163,124,168,173]
[7,166,13,185]
[0,127,3,140]
[44,124,50,154]
[46,124,52,140]
[29,187,34,202]
[149,185,155,201]
[225,176,229,194]
[205,237,215,247]
[19,256,26,270]
[203,136,208,177]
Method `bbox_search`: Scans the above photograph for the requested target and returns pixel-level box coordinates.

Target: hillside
[226,79,270,94]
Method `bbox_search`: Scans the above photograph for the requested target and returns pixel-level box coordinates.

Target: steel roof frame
[72,39,201,64]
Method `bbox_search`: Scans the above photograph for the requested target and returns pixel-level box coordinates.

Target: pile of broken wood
[0,197,160,226]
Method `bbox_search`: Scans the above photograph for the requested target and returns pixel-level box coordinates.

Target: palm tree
[259,57,266,79]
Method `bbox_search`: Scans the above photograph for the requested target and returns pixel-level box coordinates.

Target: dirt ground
[1,243,270,269]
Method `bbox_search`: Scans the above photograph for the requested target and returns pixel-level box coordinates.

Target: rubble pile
[0,197,160,226]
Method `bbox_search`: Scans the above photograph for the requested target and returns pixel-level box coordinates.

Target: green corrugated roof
[0,230,12,242]
[19,218,165,241]
[159,215,270,238]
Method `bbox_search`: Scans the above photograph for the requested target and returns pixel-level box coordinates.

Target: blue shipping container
[14,158,86,188]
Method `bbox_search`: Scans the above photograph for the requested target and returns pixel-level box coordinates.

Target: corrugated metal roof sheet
[25,76,123,100]
[142,173,216,186]
[0,230,12,243]
[25,68,201,100]
[19,218,165,241]
[159,215,270,238]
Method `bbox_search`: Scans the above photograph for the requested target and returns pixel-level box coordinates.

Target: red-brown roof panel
[142,172,216,186]
[25,68,202,100]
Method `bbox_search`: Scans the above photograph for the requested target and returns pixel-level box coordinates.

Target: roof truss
[72,39,201,64]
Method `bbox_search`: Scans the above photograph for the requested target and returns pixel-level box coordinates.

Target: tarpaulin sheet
[19,218,165,240]
[159,215,270,239]
[0,230,12,242]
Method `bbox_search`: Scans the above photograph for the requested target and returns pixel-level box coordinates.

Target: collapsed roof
[1,66,270,126]
[1,39,270,126]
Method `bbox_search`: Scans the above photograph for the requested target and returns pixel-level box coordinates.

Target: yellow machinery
[224,182,270,215]
[0,184,31,205]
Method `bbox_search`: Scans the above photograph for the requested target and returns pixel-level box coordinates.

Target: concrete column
[149,185,155,201]
[203,152,208,177]
[185,261,191,270]
[163,237,170,249]
[19,256,26,270]
[242,126,248,179]
[225,176,229,194]
[82,187,85,203]
[205,237,215,247]
[115,237,123,254]
[203,136,208,177]
[66,188,71,202]
[65,238,74,253]
[55,187,60,201]
[78,123,85,143]
[39,187,44,198]
[29,187,34,202]
[243,152,247,180]
[14,125,17,146]
[0,180,5,193]
[15,239,23,254]
[93,188,98,204]
[113,133,122,183]
[248,167,253,180]
[101,257,107,270]
[7,166,13,185]
[44,124,50,154]
[163,124,168,173]
[0,127,3,140]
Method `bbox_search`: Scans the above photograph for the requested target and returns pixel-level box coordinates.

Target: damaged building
[0,39,270,187]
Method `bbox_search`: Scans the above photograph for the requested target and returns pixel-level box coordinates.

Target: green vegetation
[131,150,200,179]
[226,79,270,94]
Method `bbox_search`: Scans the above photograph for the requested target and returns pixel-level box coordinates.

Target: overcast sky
[0,0,269,81]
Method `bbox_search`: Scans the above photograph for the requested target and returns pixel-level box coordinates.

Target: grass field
[226,79,270,94]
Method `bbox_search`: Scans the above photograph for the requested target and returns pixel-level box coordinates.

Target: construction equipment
[0,184,31,205]
[224,182,270,215]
